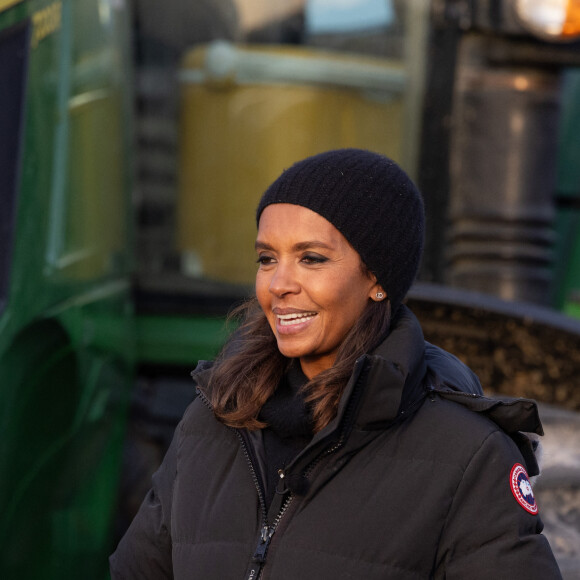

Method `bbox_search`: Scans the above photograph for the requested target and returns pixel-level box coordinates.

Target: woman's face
[256,203,382,379]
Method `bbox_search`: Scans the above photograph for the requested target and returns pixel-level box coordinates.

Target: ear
[369,282,387,302]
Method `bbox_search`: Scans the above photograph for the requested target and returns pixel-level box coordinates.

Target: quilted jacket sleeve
[109,430,178,579]
[435,429,562,579]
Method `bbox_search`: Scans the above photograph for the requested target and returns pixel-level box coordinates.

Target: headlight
[514,0,580,41]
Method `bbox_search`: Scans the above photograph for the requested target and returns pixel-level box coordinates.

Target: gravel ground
[407,288,580,411]
[535,404,580,580]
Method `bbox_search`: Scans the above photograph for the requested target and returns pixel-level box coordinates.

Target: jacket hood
[352,305,428,430]
[425,342,483,395]
[329,306,487,433]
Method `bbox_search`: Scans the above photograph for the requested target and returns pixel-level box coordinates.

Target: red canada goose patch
[510,463,538,515]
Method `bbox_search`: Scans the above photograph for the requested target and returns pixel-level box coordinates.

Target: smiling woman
[111,149,563,580]
[255,204,381,378]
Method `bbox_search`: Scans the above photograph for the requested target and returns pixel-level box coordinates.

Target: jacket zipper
[235,425,298,580]
[247,491,293,580]
[244,401,360,579]
[195,388,294,580]
[195,360,365,579]
[245,357,370,578]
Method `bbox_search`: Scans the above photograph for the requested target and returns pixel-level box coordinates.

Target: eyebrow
[255,240,334,252]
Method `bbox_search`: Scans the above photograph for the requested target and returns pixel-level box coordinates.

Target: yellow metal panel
[177,44,404,285]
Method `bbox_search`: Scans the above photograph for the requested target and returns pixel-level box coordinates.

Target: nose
[269,261,300,298]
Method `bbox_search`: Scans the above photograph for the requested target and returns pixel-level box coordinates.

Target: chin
[276,346,303,359]
[275,340,308,360]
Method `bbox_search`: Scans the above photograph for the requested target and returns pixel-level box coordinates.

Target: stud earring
[376,292,385,300]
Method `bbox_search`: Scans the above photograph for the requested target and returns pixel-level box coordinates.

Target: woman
[111,149,561,579]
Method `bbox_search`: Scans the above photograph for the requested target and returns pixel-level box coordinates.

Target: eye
[256,254,276,266]
[301,253,328,265]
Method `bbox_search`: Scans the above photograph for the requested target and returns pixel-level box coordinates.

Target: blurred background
[1,0,580,577]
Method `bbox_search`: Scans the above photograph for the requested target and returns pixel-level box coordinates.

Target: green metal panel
[554,69,580,317]
[136,314,232,366]
[0,0,134,577]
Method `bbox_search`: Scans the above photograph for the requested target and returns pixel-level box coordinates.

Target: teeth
[277,312,315,320]
[277,312,316,326]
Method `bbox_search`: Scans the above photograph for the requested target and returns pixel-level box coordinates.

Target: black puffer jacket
[110,306,561,579]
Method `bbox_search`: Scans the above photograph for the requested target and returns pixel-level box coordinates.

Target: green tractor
[0,1,133,577]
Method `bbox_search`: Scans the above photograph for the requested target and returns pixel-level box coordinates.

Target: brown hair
[209,296,392,433]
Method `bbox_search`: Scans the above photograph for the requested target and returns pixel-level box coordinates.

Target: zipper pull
[245,525,274,579]
[253,525,274,562]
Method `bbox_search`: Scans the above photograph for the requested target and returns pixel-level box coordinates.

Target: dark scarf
[258,362,314,509]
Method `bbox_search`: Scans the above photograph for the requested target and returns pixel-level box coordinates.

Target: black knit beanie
[256,149,425,313]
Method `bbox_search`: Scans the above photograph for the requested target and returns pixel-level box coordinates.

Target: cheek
[328,280,372,322]
[255,273,272,314]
